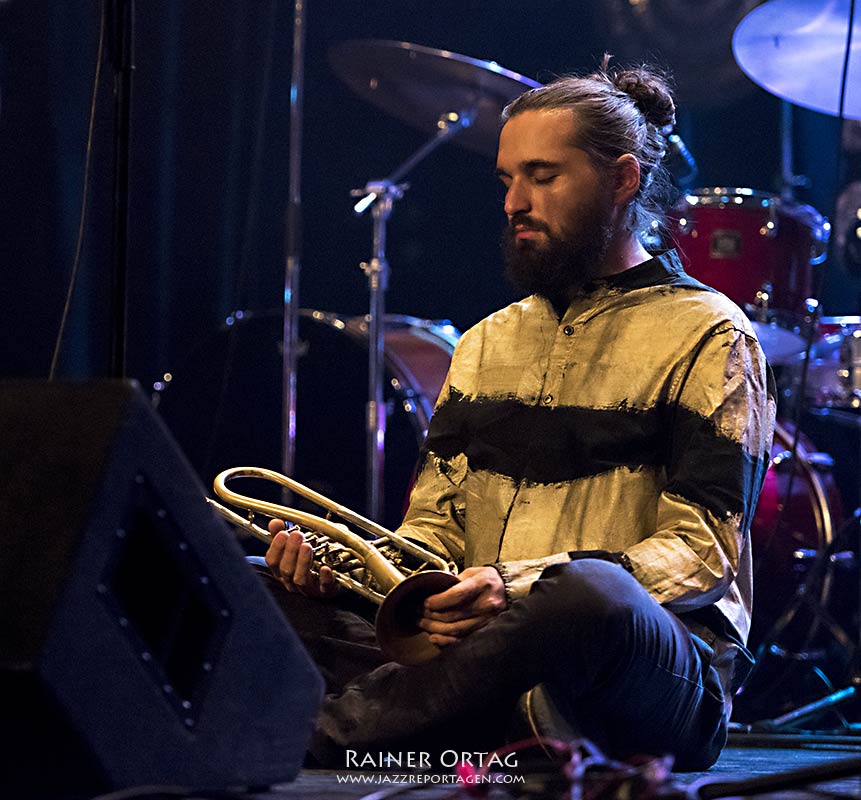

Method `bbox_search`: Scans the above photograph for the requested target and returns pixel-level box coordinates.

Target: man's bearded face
[503,192,614,302]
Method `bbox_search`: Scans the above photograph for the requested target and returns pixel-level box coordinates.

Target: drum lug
[677,214,694,235]
[759,203,779,239]
[390,377,417,400]
[788,548,853,567]
[770,449,835,473]
[807,451,835,472]
[771,449,798,472]
[751,283,773,322]
[829,550,856,569]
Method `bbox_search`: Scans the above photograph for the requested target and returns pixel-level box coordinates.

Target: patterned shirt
[397,250,776,700]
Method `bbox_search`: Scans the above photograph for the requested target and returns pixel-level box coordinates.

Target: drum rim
[748,419,838,662]
[820,315,861,326]
[770,420,834,549]
[682,187,775,206]
[676,187,830,252]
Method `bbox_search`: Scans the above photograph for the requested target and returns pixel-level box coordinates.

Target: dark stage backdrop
[2,1,860,519]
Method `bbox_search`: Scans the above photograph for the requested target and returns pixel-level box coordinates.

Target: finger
[423,579,481,612]
[422,607,476,623]
[418,614,489,638]
[292,539,317,589]
[276,530,305,585]
[428,633,460,647]
[268,518,287,536]
[424,591,506,620]
[318,565,338,595]
[264,530,289,572]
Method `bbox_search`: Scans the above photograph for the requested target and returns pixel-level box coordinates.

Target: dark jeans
[254,558,727,772]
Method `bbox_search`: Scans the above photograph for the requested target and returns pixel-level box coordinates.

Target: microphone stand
[282,0,305,484]
[352,110,474,521]
[106,0,135,378]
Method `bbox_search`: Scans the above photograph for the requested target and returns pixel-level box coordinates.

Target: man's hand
[418,566,507,647]
[264,519,339,599]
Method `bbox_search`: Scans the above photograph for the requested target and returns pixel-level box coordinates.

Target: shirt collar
[596,249,689,291]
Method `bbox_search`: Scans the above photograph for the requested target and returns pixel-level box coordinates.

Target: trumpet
[206,467,458,665]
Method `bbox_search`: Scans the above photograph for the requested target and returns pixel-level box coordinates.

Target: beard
[503,198,614,307]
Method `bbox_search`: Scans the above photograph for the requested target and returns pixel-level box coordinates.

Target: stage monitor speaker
[0,380,324,798]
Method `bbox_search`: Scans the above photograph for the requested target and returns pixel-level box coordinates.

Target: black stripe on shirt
[423,391,768,522]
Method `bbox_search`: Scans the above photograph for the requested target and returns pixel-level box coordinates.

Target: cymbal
[328,40,541,158]
[751,320,807,365]
[732,0,861,119]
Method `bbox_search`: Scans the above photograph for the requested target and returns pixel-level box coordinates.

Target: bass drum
[735,419,845,720]
[749,420,843,654]
[155,309,460,530]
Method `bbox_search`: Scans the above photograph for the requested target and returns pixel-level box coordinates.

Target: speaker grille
[100,475,230,727]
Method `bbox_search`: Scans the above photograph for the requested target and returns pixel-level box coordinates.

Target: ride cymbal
[733,0,861,119]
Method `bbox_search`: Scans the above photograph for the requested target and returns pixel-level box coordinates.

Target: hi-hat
[733,0,861,119]
[328,40,541,158]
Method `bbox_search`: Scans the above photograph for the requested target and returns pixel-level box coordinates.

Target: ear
[612,154,641,206]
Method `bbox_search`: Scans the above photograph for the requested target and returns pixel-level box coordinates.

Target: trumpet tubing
[207,466,458,664]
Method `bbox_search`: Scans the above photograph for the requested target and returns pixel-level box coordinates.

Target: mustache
[507,214,550,235]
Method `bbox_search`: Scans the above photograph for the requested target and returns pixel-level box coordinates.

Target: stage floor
[252,737,861,800]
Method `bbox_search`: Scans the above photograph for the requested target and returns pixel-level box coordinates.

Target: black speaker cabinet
[0,381,324,797]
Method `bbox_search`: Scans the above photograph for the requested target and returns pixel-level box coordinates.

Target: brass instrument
[207,467,458,665]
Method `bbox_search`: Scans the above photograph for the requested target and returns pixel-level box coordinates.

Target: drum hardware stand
[738,509,861,736]
[740,303,856,730]
[351,110,474,520]
[778,100,810,203]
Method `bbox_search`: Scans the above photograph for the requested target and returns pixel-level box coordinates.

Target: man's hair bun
[607,62,676,131]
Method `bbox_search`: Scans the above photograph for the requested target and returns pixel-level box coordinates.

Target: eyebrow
[495,159,561,177]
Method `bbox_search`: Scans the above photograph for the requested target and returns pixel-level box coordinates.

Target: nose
[503,178,531,218]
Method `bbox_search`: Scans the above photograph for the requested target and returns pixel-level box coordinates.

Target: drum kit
[154,0,861,724]
[715,0,861,726]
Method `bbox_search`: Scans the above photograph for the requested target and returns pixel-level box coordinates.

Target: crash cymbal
[328,39,541,157]
[733,0,861,119]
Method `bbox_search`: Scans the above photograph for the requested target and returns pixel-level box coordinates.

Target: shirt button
[543,394,553,405]
[563,325,574,336]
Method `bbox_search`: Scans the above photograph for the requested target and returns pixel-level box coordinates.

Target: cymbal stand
[735,510,861,736]
[351,110,474,520]
[106,0,135,378]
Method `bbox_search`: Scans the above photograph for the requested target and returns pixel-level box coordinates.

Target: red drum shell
[668,188,827,314]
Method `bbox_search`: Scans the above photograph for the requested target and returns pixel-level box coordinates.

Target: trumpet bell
[377,570,460,665]
[208,466,460,665]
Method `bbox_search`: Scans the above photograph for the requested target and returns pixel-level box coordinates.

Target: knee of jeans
[536,559,642,634]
